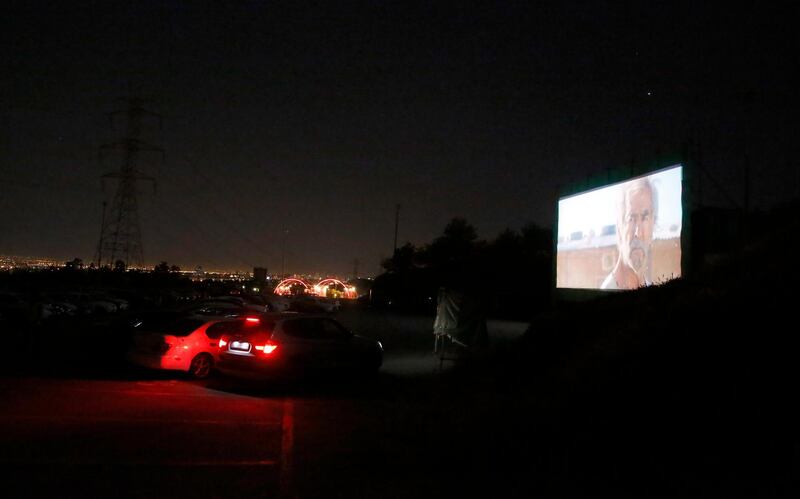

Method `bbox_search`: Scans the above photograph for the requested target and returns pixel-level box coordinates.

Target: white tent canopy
[433,288,488,349]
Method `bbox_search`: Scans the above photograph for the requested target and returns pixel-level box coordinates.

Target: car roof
[259,312,334,321]
[179,311,333,323]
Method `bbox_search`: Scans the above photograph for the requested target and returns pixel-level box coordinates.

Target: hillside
[508,201,800,497]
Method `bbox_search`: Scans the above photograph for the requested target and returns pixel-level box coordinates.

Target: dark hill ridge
[509,200,800,497]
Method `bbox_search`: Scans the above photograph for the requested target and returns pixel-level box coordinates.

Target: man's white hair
[617,177,658,226]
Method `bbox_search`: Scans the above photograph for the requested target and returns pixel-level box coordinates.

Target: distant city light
[275,277,357,299]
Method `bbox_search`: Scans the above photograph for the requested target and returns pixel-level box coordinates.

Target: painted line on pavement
[279,399,295,499]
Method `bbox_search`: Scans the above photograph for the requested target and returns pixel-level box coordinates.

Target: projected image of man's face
[556,164,681,290]
[620,185,654,275]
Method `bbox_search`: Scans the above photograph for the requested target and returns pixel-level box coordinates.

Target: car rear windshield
[281,318,350,340]
[137,318,205,336]
[206,319,276,338]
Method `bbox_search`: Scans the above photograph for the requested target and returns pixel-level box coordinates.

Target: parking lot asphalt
[5,307,794,499]
[0,312,534,498]
[0,377,286,498]
[0,361,524,499]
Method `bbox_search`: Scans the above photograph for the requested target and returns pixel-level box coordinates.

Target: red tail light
[245,317,260,324]
[218,338,228,348]
[254,342,278,356]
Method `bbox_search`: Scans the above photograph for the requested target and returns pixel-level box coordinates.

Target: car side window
[281,318,350,340]
[206,320,241,339]
[282,318,320,339]
[320,319,351,340]
[144,318,204,336]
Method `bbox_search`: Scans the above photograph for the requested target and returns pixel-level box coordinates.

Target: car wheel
[189,353,214,379]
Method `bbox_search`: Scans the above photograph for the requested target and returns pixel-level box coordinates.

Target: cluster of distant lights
[0,255,61,270]
[274,278,358,299]
[0,260,360,297]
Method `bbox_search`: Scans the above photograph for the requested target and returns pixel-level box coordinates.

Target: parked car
[215,314,383,381]
[127,315,262,378]
[180,300,249,318]
[42,293,80,316]
[206,295,266,310]
[289,294,340,314]
[66,292,124,314]
[180,296,269,316]
[263,293,291,312]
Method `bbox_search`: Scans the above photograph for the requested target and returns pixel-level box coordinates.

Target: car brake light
[254,343,277,355]
[219,338,227,348]
[245,317,260,324]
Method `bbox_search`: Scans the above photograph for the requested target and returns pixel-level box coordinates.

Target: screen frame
[554,163,687,293]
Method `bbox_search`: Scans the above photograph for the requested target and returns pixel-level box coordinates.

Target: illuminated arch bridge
[274,278,358,299]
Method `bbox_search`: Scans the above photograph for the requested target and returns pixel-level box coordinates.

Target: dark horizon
[2,2,797,275]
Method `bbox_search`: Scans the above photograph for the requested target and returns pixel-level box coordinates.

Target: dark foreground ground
[1,290,798,498]
[0,311,539,498]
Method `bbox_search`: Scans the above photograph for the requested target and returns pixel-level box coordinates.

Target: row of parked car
[175,293,342,317]
[0,287,343,326]
[4,286,366,382]
[0,290,130,324]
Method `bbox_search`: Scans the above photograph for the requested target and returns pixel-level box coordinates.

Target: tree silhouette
[65,257,83,270]
[422,218,481,269]
[381,242,419,273]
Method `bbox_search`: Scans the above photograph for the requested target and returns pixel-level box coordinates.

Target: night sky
[2,1,797,275]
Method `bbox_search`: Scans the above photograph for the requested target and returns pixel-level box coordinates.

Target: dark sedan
[216,314,383,381]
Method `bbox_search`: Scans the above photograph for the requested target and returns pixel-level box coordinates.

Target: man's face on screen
[619,185,654,274]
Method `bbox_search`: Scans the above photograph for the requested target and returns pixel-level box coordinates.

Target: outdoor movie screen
[556,165,683,290]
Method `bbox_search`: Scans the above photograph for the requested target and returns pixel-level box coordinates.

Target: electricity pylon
[96,96,162,269]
